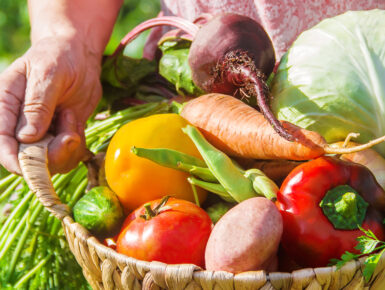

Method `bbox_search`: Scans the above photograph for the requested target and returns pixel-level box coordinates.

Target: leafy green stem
[13,254,53,288]
[332,227,385,282]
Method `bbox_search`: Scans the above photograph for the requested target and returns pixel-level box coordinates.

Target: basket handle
[18,135,71,220]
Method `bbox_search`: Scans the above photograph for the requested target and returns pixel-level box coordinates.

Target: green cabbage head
[271,9,385,155]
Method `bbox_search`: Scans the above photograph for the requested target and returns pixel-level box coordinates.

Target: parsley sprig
[330,226,385,282]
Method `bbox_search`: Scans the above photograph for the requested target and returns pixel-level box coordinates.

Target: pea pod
[182,125,256,202]
[131,147,217,182]
[244,169,278,201]
[177,162,217,182]
[131,147,206,170]
[187,177,233,202]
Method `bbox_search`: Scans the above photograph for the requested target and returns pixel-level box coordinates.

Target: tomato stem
[141,196,171,220]
[142,203,156,220]
[153,195,171,212]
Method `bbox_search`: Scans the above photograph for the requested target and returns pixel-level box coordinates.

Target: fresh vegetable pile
[2,8,385,289]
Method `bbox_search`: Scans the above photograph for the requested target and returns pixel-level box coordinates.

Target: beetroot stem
[250,74,294,141]
[111,16,199,58]
[220,50,294,141]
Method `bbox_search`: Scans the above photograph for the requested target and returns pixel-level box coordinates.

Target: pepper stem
[319,185,368,230]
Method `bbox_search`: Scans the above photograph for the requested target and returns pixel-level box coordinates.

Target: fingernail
[18,125,38,137]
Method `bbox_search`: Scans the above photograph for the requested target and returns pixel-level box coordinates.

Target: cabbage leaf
[271,9,385,155]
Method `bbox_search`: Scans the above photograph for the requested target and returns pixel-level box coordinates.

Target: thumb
[16,64,61,143]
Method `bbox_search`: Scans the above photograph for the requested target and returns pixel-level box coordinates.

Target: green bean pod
[177,162,217,182]
[187,177,234,202]
[183,125,256,202]
[244,169,278,201]
[131,147,206,170]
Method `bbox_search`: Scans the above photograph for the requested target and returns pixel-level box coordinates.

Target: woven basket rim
[62,214,380,283]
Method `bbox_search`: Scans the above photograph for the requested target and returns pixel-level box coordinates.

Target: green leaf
[341,251,357,262]
[358,226,380,241]
[271,10,385,156]
[363,250,385,282]
[356,236,380,254]
[158,40,203,96]
[101,51,156,91]
[330,251,358,269]
[331,226,385,283]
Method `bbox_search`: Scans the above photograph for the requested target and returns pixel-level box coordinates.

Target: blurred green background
[0,0,161,72]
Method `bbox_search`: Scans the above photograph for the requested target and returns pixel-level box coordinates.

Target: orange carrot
[180,94,385,160]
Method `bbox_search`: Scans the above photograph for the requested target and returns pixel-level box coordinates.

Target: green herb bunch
[331,226,385,282]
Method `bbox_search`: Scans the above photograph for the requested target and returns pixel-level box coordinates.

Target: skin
[0,0,123,174]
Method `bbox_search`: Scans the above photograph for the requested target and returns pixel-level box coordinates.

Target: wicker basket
[18,137,385,290]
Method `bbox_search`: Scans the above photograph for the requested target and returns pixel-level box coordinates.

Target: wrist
[29,0,123,59]
[31,27,105,62]
[30,35,103,71]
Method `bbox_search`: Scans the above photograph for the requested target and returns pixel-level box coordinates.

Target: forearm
[29,0,123,57]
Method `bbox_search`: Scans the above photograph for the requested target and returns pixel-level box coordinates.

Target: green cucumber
[73,186,124,238]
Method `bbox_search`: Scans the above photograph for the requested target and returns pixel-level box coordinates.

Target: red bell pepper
[276,156,385,268]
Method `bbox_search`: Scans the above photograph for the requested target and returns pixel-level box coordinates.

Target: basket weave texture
[18,138,385,290]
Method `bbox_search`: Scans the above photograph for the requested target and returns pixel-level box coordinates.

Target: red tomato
[116,197,213,268]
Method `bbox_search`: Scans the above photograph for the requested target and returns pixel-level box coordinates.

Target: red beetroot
[111,13,293,141]
[187,14,291,140]
[189,14,275,93]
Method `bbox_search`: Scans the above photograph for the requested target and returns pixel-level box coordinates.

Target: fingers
[47,111,81,174]
[16,61,62,143]
[0,136,21,175]
[0,60,27,174]
[47,77,101,174]
[47,109,85,174]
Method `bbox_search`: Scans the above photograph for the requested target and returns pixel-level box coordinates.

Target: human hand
[0,36,102,175]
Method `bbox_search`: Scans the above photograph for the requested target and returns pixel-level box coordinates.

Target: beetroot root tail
[219,50,294,141]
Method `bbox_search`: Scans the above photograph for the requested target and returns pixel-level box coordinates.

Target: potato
[204,197,282,273]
